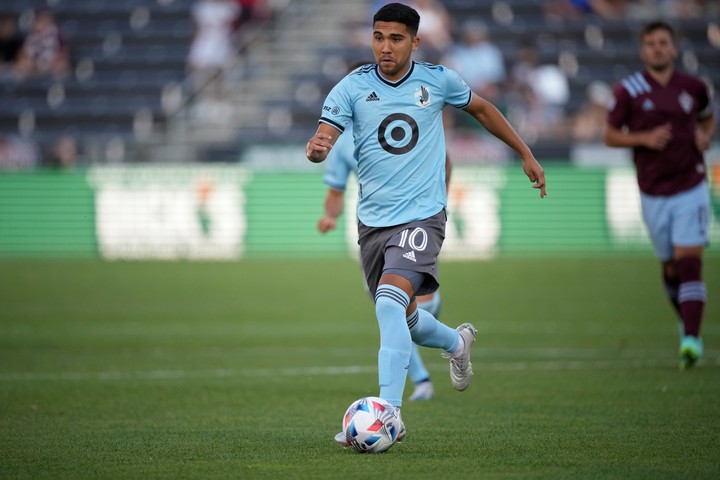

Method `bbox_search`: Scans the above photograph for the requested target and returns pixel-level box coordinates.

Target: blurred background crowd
[0,0,718,169]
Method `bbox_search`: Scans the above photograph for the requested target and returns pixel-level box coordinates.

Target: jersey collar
[374,61,415,88]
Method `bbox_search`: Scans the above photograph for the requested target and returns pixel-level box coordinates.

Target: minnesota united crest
[415,85,431,107]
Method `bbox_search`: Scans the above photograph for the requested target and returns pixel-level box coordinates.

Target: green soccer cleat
[679,335,703,370]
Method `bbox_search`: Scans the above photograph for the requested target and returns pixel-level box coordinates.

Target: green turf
[0,258,718,479]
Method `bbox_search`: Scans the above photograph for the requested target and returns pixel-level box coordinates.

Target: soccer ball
[341,396,403,453]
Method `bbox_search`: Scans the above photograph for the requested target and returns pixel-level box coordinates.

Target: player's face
[640,29,677,72]
[372,21,419,81]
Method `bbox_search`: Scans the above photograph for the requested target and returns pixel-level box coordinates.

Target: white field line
[1,351,718,382]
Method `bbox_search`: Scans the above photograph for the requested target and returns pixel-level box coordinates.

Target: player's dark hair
[640,21,676,42]
[373,2,420,36]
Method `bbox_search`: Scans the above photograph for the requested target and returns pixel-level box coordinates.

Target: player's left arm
[463,93,547,198]
[695,114,715,152]
[318,188,344,233]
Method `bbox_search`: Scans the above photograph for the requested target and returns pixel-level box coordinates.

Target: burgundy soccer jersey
[607,70,714,195]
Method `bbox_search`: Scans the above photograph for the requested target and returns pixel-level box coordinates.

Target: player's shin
[375,285,413,406]
[676,256,706,337]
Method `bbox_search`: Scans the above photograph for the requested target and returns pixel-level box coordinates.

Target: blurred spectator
[43,135,79,170]
[545,0,625,20]
[0,16,23,80]
[662,0,714,18]
[572,80,613,142]
[233,0,270,30]
[15,9,70,80]
[506,44,570,142]
[369,0,453,62]
[188,0,239,98]
[409,0,453,62]
[442,20,505,103]
[0,134,38,170]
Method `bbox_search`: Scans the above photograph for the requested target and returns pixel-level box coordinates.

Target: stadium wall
[1,164,719,259]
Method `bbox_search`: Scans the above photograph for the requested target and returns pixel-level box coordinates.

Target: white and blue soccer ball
[341,396,403,453]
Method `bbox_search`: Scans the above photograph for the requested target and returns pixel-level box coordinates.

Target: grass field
[1,257,718,479]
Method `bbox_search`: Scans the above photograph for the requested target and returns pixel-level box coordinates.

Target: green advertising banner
[0,172,96,257]
[1,165,718,259]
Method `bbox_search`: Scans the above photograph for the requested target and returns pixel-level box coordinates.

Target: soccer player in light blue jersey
[318,119,454,404]
[306,2,546,445]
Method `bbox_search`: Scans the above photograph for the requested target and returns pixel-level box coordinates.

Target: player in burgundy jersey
[604,21,716,369]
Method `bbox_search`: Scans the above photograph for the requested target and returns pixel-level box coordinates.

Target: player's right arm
[306,123,341,163]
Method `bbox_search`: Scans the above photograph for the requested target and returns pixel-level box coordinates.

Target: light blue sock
[408,343,430,384]
[406,308,459,353]
[375,284,412,407]
[410,291,442,383]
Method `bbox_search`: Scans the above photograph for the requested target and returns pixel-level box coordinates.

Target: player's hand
[522,155,547,198]
[306,133,334,163]
[695,128,711,151]
[645,123,672,150]
[317,215,337,233]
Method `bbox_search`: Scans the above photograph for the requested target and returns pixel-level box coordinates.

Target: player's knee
[375,285,410,322]
[376,294,406,319]
[417,292,441,318]
[676,256,702,281]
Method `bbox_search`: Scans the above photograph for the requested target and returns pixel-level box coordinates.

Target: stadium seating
[0,0,194,162]
[223,0,718,161]
[1,0,717,164]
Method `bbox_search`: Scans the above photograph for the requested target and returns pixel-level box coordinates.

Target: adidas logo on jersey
[366,92,380,102]
[402,251,417,262]
[641,98,655,111]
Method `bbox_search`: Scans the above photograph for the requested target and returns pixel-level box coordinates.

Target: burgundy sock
[676,257,705,337]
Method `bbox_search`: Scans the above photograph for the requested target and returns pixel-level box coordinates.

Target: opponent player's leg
[675,245,706,369]
[671,183,709,369]
[641,190,686,352]
[661,261,683,335]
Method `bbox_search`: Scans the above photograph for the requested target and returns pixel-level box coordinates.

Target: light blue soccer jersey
[323,125,357,191]
[319,61,471,227]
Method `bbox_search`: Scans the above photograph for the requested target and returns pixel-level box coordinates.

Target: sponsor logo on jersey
[366,91,380,102]
[641,98,655,111]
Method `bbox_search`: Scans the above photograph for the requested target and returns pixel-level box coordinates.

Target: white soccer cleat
[444,322,477,391]
[408,380,434,401]
[334,431,349,446]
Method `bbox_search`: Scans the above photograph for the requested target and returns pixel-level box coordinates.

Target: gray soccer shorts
[358,209,446,299]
